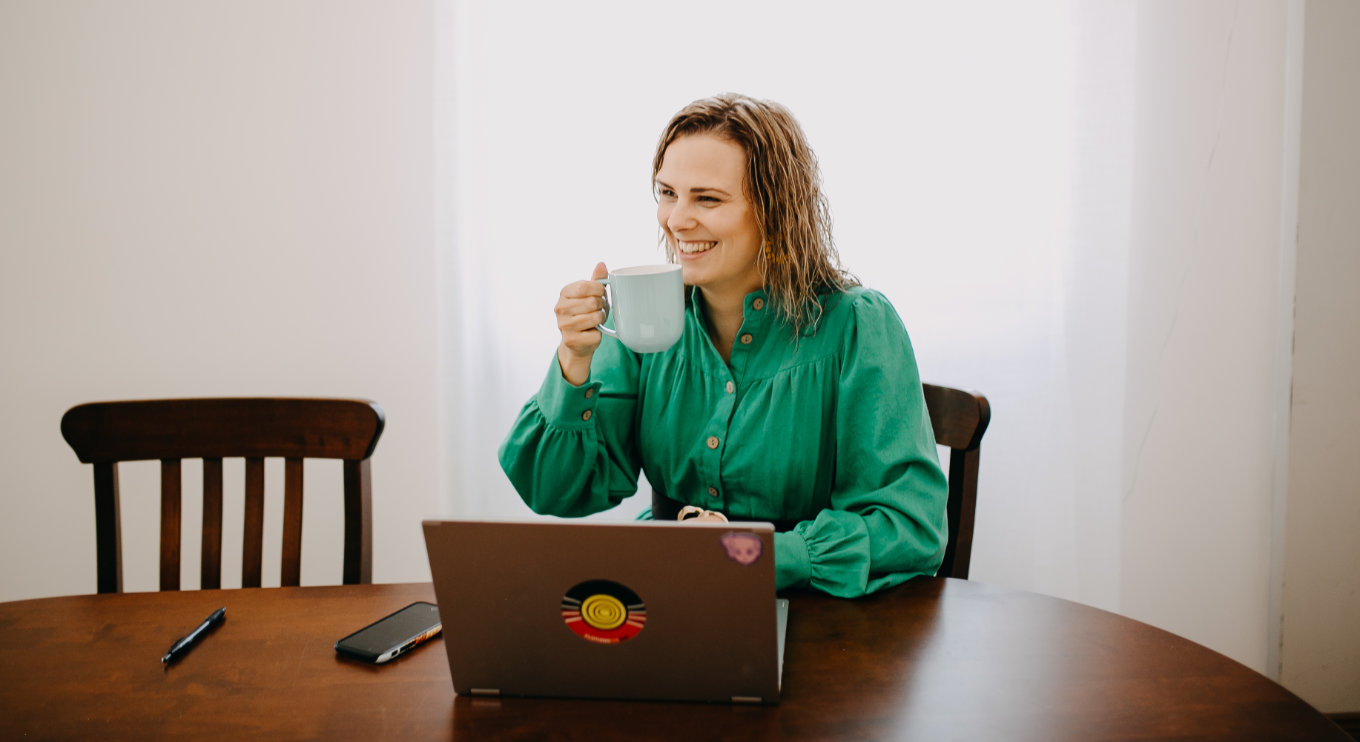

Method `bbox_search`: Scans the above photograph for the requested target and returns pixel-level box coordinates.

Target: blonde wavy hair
[651,93,857,333]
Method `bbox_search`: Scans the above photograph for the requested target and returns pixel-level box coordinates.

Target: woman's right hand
[555,262,609,386]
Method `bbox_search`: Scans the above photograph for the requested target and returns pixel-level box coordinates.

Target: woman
[499,93,947,597]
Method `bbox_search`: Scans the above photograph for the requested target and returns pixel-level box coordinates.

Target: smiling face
[655,134,764,302]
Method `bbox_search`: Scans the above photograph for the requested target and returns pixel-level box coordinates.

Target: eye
[656,186,676,199]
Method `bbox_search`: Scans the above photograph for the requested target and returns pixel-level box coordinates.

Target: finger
[556,295,605,319]
[591,262,608,281]
[556,294,606,320]
[561,325,604,353]
[560,279,606,300]
[559,311,606,334]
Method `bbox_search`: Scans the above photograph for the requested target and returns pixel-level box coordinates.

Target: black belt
[650,489,801,533]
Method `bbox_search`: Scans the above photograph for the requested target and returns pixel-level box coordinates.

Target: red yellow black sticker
[561,580,646,644]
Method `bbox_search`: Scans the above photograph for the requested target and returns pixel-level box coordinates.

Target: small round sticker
[561,580,646,644]
[721,531,764,565]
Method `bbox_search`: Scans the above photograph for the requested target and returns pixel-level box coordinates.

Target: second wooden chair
[61,397,384,593]
[922,383,990,580]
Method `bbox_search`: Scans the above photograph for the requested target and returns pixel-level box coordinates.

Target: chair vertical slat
[201,457,224,590]
[940,457,960,580]
[159,459,182,591]
[944,449,981,579]
[243,457,265,588]
[281,458,304,587]
[343,459,373,585]
[93,462,122,594]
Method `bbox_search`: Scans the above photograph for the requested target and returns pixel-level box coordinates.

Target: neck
[699,286,748,322]
[698,287,752,364]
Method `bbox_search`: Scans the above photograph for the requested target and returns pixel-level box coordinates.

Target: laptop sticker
[561,580,646,644]
[721,531,764,566]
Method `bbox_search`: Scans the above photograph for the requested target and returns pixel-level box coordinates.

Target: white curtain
[439,0,1297,676]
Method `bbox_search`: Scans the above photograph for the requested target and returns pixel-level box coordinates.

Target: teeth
[677,241,716,254]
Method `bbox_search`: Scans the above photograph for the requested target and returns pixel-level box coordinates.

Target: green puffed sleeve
[498,340,643,517]
[775,290,948,596]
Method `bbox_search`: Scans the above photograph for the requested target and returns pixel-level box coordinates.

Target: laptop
[422,519,789,704]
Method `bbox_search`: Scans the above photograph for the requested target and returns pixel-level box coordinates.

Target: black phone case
[334,601,442,664]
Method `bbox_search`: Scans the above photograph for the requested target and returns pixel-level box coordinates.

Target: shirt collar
[688,287,779,330]
[686,286,834,338]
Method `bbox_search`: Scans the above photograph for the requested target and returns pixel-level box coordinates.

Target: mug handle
[595,277,617,338]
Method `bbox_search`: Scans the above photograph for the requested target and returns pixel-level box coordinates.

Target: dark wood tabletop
[0,578,1345,741]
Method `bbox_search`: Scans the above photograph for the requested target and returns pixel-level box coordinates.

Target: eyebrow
[655,180,732,198]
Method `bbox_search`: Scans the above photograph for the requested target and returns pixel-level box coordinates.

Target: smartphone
[335,601,442,664]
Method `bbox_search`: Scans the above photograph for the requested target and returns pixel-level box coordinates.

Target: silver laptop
[422,519,789,704]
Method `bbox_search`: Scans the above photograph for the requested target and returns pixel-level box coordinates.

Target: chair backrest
[61,398,384,593]
[922,383,990,580]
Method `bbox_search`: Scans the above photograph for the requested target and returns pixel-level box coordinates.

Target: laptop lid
[422,519,784,704]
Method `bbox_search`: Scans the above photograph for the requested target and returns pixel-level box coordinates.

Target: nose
[663,197,697,234]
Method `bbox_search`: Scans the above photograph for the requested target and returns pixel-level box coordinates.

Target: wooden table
[0,579,1346,741]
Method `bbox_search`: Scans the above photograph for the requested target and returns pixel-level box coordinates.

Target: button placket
[701,433,723,509]
[702,360,747,511]
[700,369,736,510]
[710,294,763,510]
[728,295,765,376]
[701,292,765,512]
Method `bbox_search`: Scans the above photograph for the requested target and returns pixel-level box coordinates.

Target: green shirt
[498,286,947,597]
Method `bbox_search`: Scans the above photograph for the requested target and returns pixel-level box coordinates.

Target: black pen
[161,607,226,664]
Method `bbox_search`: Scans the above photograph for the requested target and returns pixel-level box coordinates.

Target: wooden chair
[61,398,384,593]
[922,383,991,580]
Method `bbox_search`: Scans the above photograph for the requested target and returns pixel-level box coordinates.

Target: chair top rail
[62,397,384,463]
[922,383,990,452]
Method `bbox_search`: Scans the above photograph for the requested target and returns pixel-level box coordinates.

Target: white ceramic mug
[596,264,684,353]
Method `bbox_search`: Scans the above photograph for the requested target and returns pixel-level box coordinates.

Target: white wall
[0,0,443,598]
[1119,0,1292,675]
[1283,0,1360,713]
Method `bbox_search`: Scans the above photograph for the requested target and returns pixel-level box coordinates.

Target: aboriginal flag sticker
[561,580,646,644]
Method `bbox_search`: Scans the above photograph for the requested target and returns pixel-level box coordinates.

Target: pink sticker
[721,531,764,566]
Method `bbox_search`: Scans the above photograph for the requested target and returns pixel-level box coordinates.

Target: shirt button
[581,410,592,421]
[706,436,719,450]
[725,380,735,394]
[707,486,718,497]
[584,388,594,399]
[740,334,753,345]
[752,298,765,311]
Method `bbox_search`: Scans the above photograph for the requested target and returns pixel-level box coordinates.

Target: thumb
[590,262,609,281]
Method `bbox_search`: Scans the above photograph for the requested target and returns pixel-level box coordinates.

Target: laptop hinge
[469,688,501,697]
[731,696,763,704]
